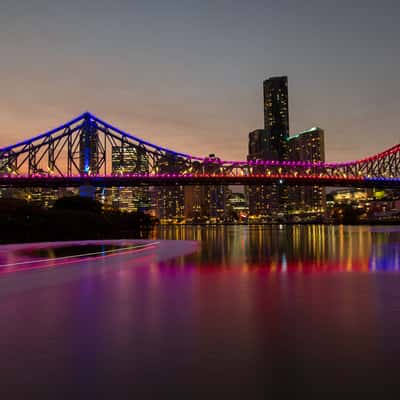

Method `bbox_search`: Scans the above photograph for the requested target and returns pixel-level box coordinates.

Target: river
[0,225,399,397]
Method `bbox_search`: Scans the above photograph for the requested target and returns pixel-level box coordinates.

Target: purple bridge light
[0,112,398,188]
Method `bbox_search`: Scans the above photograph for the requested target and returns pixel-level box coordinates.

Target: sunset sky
[0,0,399,162]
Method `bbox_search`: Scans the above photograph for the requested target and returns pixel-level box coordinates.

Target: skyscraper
[184,154,227,222]
[248,129,274,160]
[110,146,150,212]
[79,120,99,174]
[263,76,290,160]
[247,76,290,217]
[247,129,278,216]
[287,127,326,216]
[153,153,185,222]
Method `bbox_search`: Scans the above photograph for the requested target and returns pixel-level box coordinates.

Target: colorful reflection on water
[153,225,400,272]
[1,226,400,396]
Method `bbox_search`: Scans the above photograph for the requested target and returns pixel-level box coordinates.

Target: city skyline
[1,1,399,163]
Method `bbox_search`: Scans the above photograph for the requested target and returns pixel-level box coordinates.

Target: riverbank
[0,197,156,244]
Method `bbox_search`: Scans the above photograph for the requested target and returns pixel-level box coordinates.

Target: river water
[1,225,400,397]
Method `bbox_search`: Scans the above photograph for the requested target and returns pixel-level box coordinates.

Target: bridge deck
[0,175,398,188]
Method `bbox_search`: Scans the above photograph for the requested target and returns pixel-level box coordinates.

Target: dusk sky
[1,0,399,162]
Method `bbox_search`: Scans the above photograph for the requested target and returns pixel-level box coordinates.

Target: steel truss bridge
[0,112,399,188]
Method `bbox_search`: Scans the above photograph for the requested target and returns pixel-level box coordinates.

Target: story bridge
[0,112,398,188]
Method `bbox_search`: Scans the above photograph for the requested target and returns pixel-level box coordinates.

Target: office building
[79,126,99,174]
[287,127,326,215]
[184,155,227,222]
[153,153,185,222]
[263,76,290,160]
[110,146,150,212]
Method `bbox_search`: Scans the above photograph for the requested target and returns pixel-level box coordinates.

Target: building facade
[79,123,99,174]
[287,127,326,216]
[263,76,290,160]
[110,146,150,212]
[247,76,290,217]
[184,155,227,222]
[153,153,185,222]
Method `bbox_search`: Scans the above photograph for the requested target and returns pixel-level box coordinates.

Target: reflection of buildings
[155,225,379,272]
[287,127,326,216]
[110,146,150,212]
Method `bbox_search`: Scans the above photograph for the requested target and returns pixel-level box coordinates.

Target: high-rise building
[247,76,290,217]
[155,186,185,222]
[153,153,185,222]
[248,129,267,159]
[184,155,227,222]
[79,122,99,174]
[247,128,281,216]
[184,186,203,221]
[110,146,150,212]
[263,76,290,160]
[287,127,326,215]
[287,127,325,162]
[111,146,149,174]
[226,192,249,221]
[202,154,227,221]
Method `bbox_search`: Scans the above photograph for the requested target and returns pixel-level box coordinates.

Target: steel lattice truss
[0,112,399,188]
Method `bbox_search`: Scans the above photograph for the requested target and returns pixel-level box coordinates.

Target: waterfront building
[184,155,227,222]
[155,186,185,222]
[22,188,75,208]
[202,154,227,221]
[247,128,281,216]
[287,127,326,216]
[184,186,203,221]
[153,153,185,222]
[247,76,290,217]
[110,146,150,212]
[226,192,249,221]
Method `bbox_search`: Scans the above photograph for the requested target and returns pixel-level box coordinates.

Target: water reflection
[153,225,400,272]
[1,226,400,395]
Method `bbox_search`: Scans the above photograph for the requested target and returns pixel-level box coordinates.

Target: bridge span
[0,112,399,188]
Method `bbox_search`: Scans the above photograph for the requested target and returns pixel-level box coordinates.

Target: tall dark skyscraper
[263,76,289,160]
[247,76,290,217]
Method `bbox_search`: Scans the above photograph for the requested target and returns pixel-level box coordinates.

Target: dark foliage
[0,196,154,244]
